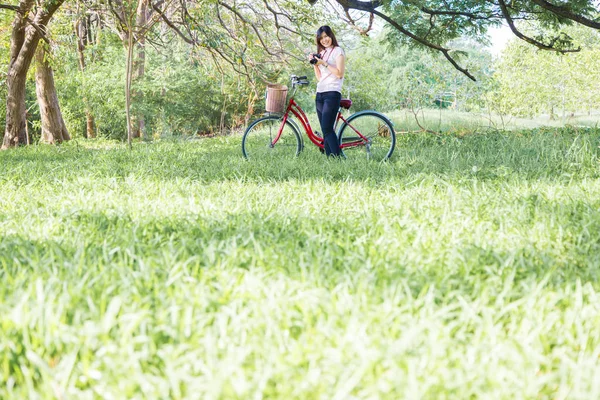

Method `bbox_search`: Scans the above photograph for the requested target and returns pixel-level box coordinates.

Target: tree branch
[0,3,19,11]
[310,0,475,80]
[498,0,580,53]
[343,9,374,35]
[335,0,380,12]
[530,0,600,30]
[216,1,278,56]
[1,2,52,44]
[420,6,500,21]
[370,9,476,81]
[150,0,196,44]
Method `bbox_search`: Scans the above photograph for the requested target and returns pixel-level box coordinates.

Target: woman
[310,25,345,157]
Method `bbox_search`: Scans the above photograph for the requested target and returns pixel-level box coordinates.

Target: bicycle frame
[270,87,369,149]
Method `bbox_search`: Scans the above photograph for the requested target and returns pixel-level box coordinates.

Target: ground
[1,128,600,399]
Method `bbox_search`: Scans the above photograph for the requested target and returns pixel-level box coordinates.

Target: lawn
[388,108,600,133]
[1,128,600,399]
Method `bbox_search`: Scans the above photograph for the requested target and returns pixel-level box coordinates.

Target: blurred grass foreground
[1,127,600,399]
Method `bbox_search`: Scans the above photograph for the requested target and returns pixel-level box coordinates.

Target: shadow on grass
[2,197,600,295]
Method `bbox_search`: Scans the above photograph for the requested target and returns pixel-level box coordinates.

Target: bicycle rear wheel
[337,111,396,161]
[242,115,302,160]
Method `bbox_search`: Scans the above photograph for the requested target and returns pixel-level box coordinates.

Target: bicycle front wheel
[242,115,302,160]
[338,111,396,161]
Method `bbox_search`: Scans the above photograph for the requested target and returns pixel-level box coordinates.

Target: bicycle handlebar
[291,75,309,87]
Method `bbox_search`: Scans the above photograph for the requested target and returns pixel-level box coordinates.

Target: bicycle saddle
[340,99,352,109]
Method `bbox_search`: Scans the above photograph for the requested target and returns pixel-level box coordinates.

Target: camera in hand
[309,53,322,65]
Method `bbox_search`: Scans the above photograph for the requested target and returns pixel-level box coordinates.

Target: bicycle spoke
[242,116,302,160]
[338,112,395,162]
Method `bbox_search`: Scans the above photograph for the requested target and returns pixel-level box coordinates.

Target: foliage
[4,0,599,140]
[52,31,127,139]
[319,0,600,82]
[50,28,278,139]
[380,0,497,48]
[344,34,494,113]
[1,130,600,397]
[492,25,600,119]
[42,0,329,139]
[135,45,223,136]
[375,0,598,49]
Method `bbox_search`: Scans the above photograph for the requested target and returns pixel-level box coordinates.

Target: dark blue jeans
[316,91,342,156]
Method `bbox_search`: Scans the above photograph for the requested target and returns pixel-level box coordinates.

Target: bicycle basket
[265,84,288,113]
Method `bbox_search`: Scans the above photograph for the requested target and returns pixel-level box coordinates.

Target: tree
[131,0,149,139]
[0,0,322,147]
[492,25,600,118]
[149,0,323,125]
[35,43,70,144]
[73,6,99,138]
[107,0,158,144]
[1,0,66,149]
[107,0,148,147]
[344,35,492,112]
[308,0,600,81]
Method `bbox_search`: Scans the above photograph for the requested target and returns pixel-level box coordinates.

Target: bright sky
[487,24,513,56]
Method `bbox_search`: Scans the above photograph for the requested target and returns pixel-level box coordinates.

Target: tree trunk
[3,0,36,149]
[111,0,157,146]
[75,17,96,139]
[2,0,65,149]
[126,29,134,149]
[4,69,28,148]
[86,112,96,137]
[35,45,70,144]
[132,0,148,139]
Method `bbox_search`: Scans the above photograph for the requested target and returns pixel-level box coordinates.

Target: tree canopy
[312,0,600,80]
[492,24,600,118]
[1,0,600,147]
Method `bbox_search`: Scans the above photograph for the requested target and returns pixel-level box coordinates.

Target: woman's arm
[317,53,345,79]
[313,63,322,80]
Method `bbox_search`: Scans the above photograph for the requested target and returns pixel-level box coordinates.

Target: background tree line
[1,0,599,147]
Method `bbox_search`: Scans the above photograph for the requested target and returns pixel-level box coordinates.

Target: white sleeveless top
[316,46,345,94]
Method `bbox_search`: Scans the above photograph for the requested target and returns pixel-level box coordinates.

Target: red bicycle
[242,75,396,161]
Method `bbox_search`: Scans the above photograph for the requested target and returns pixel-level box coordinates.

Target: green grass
[1,128,600,399]
[387,108,600,133]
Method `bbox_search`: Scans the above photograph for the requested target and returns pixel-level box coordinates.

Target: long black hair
[315,25,339,53]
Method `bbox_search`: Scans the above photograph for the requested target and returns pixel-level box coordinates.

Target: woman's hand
[311,54,322,80]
